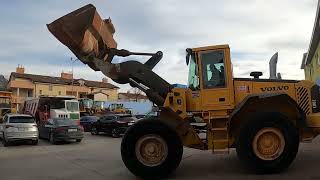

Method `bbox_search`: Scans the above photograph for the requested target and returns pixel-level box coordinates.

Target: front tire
[91,126,99,135]
[236,112,299,173]
[111,128,120,138]
[2,133,9,147]
[121,119,183,179]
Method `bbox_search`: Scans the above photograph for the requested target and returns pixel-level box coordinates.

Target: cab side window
[201,50,226,89]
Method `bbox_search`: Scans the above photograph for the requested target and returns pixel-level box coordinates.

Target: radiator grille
[297,87,311,114]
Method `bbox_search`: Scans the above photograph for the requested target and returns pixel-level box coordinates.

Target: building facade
[301,1,320,84]
[7,67,119,110]
[118,92,149,102]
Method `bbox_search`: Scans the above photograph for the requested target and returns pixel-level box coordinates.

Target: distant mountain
[0,75,8,91]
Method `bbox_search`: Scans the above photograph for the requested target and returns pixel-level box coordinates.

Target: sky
[0,0,318,92]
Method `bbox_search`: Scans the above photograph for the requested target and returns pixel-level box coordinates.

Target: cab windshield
[187,53,199,90]
[66,101,79,112]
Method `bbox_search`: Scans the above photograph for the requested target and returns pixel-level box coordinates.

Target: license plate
[128,123,134,126]
[68,129,77,132]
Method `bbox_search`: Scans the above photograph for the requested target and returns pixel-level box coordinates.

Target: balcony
[12,96,27,104]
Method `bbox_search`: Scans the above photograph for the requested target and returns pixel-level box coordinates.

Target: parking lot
[0,133,320,180]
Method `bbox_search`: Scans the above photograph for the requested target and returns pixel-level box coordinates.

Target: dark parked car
[80,116,97,132]
[134,114,145,120]
[39,118,84,144]
[91,114,137,137]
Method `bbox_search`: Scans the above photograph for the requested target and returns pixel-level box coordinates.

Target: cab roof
[191,44,230,52]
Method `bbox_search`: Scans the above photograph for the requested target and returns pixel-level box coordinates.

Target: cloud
[0,0,317,92]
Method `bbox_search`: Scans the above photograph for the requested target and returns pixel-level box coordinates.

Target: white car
[0,114,39,146]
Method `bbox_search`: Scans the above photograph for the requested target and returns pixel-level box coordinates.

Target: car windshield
[187,53,199,90]
[66,101,79,112]
[9,116,35,123]
[54,119,77,126]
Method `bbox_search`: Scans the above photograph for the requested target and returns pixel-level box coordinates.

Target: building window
[49,85,53,91]
[39,90,42,95]
[27,90,33,97]
[58,91,61,95]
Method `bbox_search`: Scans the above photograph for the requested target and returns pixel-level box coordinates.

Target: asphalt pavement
[1,133,320,180]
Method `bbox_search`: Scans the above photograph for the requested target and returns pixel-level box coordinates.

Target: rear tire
[32,139,38,145]
[121,119,183,179]
[91,126,99,135]
[49,133,56,145]
[236,112,299,173]
[111,128,120,138]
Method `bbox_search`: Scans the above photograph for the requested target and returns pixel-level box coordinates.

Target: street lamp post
[70,57,78,97]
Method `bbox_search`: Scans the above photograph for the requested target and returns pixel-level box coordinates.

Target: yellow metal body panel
[234,80,297,105]
[177,44,320,150]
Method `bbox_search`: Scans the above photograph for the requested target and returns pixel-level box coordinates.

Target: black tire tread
[236,112,299,173]
[121,119,183,179]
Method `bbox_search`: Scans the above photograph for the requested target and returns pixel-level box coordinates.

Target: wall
[34,83,66,97]
[94,93,108,101]
[305,42,320,84]
[118,94,149,102]
[92,88,118,101]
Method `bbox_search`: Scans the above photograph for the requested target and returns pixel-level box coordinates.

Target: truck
[48,4,320,179]
[23,96,80,124]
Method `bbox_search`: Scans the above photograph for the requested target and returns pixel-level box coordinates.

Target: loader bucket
[47,4,117,62]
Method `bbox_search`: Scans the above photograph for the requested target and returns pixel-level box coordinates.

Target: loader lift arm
[47,4,171,106]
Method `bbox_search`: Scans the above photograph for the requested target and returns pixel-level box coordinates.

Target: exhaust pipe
[269,52,278,79]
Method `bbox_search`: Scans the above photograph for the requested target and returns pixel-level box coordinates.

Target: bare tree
[129,88,143,102]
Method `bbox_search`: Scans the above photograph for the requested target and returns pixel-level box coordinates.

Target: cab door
[198,48,235,111]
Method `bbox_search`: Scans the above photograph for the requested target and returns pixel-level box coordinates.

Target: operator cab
[186,44,235,110]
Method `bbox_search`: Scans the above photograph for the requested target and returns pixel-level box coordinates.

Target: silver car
[0,114,39,146]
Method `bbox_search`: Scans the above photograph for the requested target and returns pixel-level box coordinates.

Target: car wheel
[49,133,57,145]
[121,119,183,179]
[236,112,299,173]
[2,133,9,147]
[32,139,38,145]
[111,128,120,138]
[76,139,82,143]
[91,127,99,135]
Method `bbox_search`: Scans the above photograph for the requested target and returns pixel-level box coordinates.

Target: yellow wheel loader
[47,4,320,179]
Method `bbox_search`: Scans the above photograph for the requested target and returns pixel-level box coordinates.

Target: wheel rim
[252,127,285,161]
[92,127,97,134]
[135,134,168,167]
[112,129,117,136]
[50,134,54,143]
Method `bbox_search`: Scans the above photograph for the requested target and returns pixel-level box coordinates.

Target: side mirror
[186,48,192,65]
